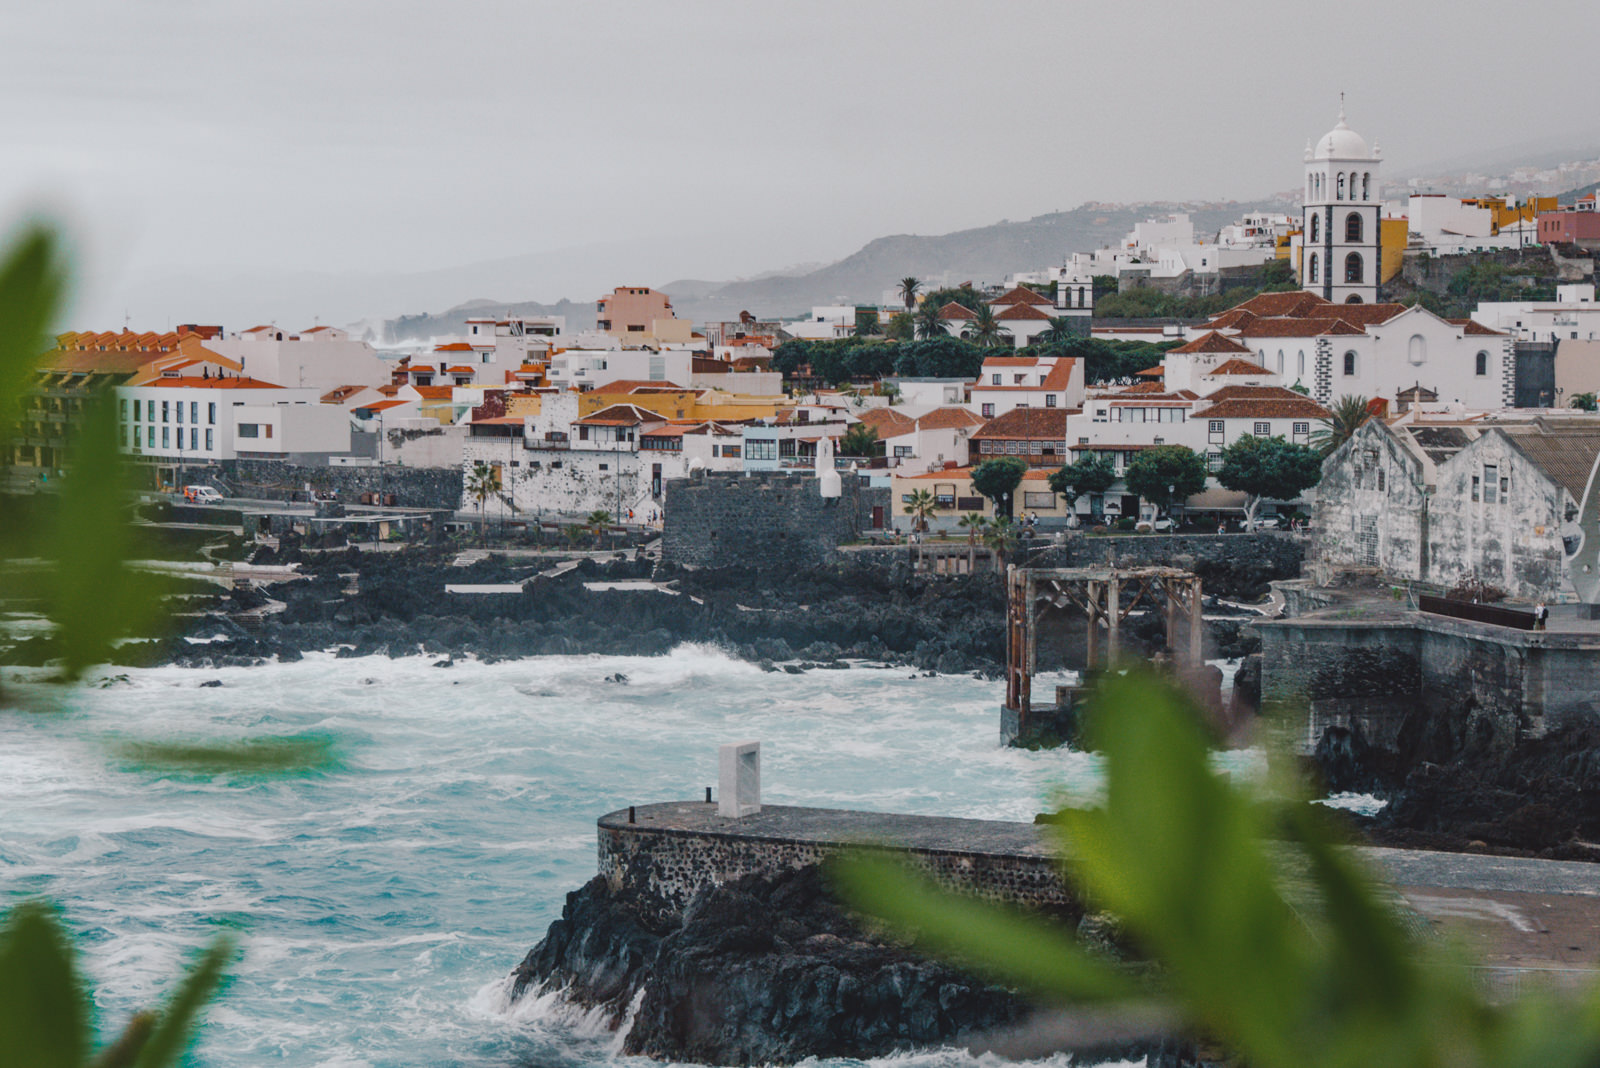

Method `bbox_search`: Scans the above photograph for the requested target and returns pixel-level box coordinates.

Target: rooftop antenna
[1339,91,1346,123]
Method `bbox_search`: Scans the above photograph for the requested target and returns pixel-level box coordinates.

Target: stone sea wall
[597,805,1071,914]
[662,472,889,569]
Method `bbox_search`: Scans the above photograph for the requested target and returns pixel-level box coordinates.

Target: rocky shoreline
[511,863,1209,1067]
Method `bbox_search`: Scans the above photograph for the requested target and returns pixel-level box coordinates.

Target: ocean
[0,648,1250,1067]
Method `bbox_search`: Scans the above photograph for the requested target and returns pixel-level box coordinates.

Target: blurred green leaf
[0,223,68,451]
[0,901,91,1068]
[841,671,1600,1068]
[47,394,165,680]
[832,853,1137,1003]
[111,734,339,776]
[131,936,234,1068]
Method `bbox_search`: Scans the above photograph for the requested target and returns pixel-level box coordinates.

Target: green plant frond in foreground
[109,734,341,776]
[0,223,68,441]
[0,901,235,1068]
[839,671,1600,1068]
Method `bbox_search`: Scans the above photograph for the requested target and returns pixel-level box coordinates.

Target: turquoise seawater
[0,648,1227,1067]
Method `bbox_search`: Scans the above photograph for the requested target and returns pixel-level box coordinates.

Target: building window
[1298,350,1306,377]
[991,374,1001,385]
[1471,475,1480,502]
[1208,419,1224,434]
[778,439,796,457]
[120,424,127,447]
[147,426,154,447]
[162,401,169,422]
[1293,422,1310,436]
[1207,451,1223,471]
[1475,350,1488,376]
[161,426,169,448]
[1254,421,1271,436]
[1345,252,1363,284]
[1343,351,1358,376]
[1337,173,1345,200]
[208,402,216,424]
[1408,334,1427,365]
[1308,252,1319,283]
[894,445,913,457]
[981,403,995,418]
[205,429,212,451]
[237,424,259,439]
[176,402,184,424]
[1345,213,1363,242]
[1362,173,1370,200]
[190,401,198,423]
[747,440,777,461]
[1484,464,1499,504]
[1045,394,1057,408]
[722,444,740,458]
[598,463,608,471]
[119,398,127,421]
[1310,215,1319,243]
[578,425,589,440]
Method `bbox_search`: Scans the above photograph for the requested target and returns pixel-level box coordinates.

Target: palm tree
[1037,316,1079,345]
[587,509,612,550]
[961,304,1011,349]
[465,461,502,546]
[1311,395,1374,456]
[981,514,1017,571]
[915,302,944,340]
[904,488,937,533]
[957,512,988,573]
[898,276,922,310]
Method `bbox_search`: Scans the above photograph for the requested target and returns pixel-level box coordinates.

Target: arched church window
[1475,350,1488,376]
[1298,350,1306,376]
[1337,174,1346,200]
[1408,334,1427,365]
[1345,252,1363,283]
[1345,213,1363,242]
[1346,295,1363,303]
[1362,173,1371,200]
[1277,349,1285,373]
[1309,253,1319,282]
[1343,351,1358,376]
[1310,215,1319,242]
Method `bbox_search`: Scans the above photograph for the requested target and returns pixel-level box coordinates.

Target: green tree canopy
[1216,435,1324,528]
[839,422,880,457]
[885,311,915,341]
[1123,445,1208,517]
[961,304,1011,349]
[898,276,922,310]
[969,457,1027,517]
[920,284,985,314]
[1047,454,1117,506]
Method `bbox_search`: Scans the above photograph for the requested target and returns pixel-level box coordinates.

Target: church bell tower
[1302,101,1382,304]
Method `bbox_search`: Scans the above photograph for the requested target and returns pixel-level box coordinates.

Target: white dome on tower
[1313,108,1372,160]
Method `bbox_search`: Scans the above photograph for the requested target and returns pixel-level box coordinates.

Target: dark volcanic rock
[511,866,1031,1065]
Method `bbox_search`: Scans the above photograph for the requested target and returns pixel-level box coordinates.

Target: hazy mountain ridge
[372,297,597,346]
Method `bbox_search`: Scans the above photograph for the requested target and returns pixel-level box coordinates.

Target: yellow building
[576,381,793,423]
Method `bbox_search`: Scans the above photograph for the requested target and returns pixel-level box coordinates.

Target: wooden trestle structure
[1003,565,1204,731]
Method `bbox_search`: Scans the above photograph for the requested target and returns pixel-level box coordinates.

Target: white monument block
[718,740,761,818]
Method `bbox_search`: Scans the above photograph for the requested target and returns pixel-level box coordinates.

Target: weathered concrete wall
[212,460,463,509]
[1026,530,1305,574]
[1312,418,1429,580]
[598,803,1071,915]
[382,423,465,468]
[662,472,889,568]
[1426,431,1567,599]
[1259,611,1600,749]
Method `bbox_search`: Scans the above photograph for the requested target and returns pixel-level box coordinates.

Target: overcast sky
[3,0,1595,327]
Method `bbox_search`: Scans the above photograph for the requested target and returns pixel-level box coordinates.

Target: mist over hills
[376,199,1282,341]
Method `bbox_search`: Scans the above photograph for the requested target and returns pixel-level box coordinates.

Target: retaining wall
[661,472,890,569]
[211,460,463,510]
[598,802,1071,914]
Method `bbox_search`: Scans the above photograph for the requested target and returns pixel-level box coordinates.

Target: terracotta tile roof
[434,342,474,352]
[971,408,1069,440]
[981,356,1040,367]
[1108,391,1196,404]
[1329,303,1408,327]
[320,385,365,403]
[1069,442,1159,451]
[1198,396,1332,420]
[134,376,286,389]
[412,385,456,400]
[574,403,662,426]
[1171,330,1254,355]
[357,399,410,413]
[1203,309,1261,331]
[994,303,1053,321]
[1448,318,1507,336]
[1202,384,1310,403]
[1228,291,1332,318]
[1119,381,1172,394]
[906,466,974,479]
[989,286,1054,307]
[243,325,276,333]
[856,407,917,436]
[445,365,476,373]
[1234,317,1365,338]
[588,379,690,393]
[302,325,333,333]
[915,407,987,430]
[1039,358,1078,390]
[936,301,977,320]
[1136,366,1166,377]
[472,415,526,425]
[1207,358,1272,375]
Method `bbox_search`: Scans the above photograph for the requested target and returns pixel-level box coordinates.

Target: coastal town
[12,88,1600,1068]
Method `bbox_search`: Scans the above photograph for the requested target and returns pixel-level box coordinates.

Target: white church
[1299,104,1384,305]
